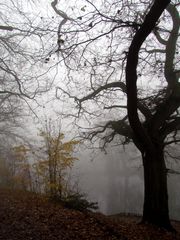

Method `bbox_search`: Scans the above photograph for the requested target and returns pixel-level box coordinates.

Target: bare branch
[160,117,180,139]
[104,105,127,109]
[79,82,126,103]
[143,48,166,54]
[165,3,180,89]
[154,28,167,45]
[167,169,180,174]
[126,0,170,153]
[51,0,74,51]
[165,139,180,146]
[0,25,14,31]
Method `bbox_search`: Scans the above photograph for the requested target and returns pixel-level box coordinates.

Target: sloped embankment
[0,188,179,240]
[0,189,125,240]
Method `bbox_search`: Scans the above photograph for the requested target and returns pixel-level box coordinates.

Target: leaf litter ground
[0,189,179,240]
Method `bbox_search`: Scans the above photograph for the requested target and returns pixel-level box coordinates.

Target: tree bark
[125,0,174,231]
[142,146,174,231]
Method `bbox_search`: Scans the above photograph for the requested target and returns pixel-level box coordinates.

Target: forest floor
[0,188,179,240]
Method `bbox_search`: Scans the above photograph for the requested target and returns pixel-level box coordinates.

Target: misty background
[69,143,180,220]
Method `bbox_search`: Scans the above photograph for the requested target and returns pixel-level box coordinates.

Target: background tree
[0,143,14,188]
[0,0,55,129]
[51,0,180,230]
[11,145,32,190]
[0,0,56,186]
[0,142,32,190]
[33,119,79,198]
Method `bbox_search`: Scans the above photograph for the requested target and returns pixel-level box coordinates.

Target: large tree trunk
[142,147,174,231]
[124,0,176,231]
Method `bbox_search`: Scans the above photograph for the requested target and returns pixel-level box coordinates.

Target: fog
[72,144,180,221]
[12,94,180,222]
